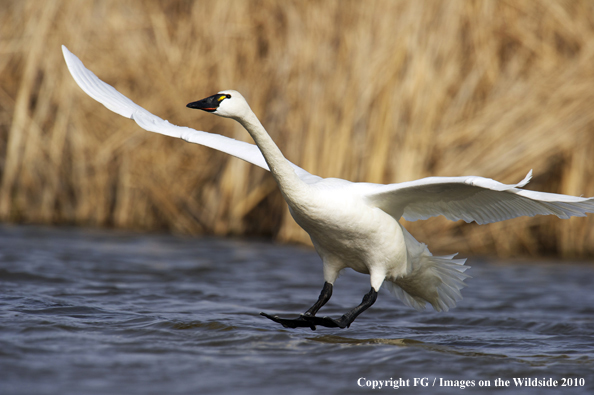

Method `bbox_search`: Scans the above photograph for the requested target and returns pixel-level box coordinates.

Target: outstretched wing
[61,46,320,184]
[363,171,594,224]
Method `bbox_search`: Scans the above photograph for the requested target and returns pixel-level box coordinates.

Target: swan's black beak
[187,94,227,113]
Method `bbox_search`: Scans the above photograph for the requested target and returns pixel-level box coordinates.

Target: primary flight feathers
[61,45,318,183]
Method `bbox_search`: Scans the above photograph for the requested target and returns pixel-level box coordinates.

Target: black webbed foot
[260,312,317,330]
[301,315,348,329]
[260,284,377,330]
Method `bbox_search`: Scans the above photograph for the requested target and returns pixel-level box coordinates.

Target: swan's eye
[225,94,232,99]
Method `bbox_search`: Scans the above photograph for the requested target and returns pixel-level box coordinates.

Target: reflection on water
[0,224,593,394]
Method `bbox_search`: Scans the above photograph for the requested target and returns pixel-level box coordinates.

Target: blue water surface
[0,224,593,394]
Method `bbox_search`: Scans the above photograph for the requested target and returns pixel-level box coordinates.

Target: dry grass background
[1,0,594,258]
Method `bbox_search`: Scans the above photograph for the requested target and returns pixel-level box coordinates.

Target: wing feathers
[62,45,320,183]
[365,172,594,225]
[62,46,144,118]
[131,111,271,171]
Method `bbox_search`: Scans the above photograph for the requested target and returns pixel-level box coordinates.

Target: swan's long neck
[236,111,307,199]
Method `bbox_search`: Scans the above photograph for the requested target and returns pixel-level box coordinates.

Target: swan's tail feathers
[386,254,470,312]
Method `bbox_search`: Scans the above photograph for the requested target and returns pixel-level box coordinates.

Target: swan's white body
[62,46,594,316]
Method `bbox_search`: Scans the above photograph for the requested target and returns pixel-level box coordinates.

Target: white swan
[62,46,594,330]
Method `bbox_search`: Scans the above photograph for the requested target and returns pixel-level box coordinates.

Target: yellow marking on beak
[218,95,226,102]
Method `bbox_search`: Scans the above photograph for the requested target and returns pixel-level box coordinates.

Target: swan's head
[186,90,251,120]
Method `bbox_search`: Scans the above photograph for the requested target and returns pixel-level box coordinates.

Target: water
[0,224,593,394]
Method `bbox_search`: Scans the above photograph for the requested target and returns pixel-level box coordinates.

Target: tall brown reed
[1,0,594,258]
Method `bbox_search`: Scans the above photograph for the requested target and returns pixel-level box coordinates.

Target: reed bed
[1,0,594,257]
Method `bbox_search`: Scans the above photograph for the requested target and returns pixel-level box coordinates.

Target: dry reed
[1,0,594,258]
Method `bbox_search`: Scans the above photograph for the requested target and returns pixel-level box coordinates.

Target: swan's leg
[304,281,333,316]
[302,287,378,329]
[260,282,333,330]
